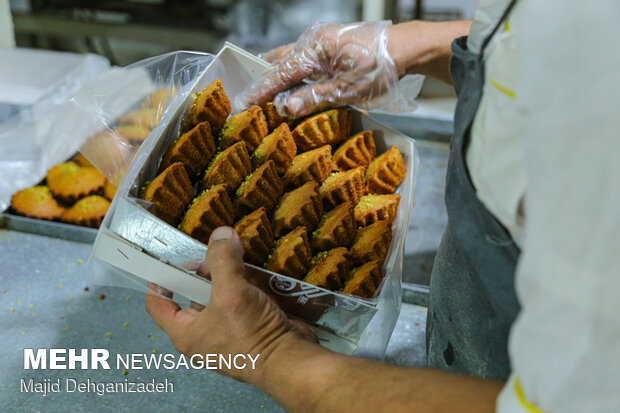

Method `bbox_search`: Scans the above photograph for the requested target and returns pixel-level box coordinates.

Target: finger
[259,43,294,64]
[206,227,246,288]
[242,54,318,106]
[195,263,211,281]
[195,256,211,280]
[189,301,206,311]
[275,80,346,118]
[182,261,202,272]
[145,292,197,334]
[146,282,173,299]
[279,75,372,117]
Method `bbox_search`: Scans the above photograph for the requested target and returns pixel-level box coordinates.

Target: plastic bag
[70,51,214,186]
[0,52,109,210]
[80,51,220,292]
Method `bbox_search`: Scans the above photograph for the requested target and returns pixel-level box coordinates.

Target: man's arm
[260,335,502,413]
[146,227,503,413]
[388,20,472,84]
[239,20,471,117]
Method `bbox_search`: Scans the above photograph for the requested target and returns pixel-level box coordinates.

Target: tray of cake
[0,88,176,243]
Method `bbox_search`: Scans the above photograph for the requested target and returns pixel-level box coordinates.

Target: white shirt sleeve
[467,0,512,54]
[496,1,620,412]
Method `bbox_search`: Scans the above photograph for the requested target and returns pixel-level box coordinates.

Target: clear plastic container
[86,44,419,359]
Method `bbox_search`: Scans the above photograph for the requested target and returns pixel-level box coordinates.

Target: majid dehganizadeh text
[20,348,260,396]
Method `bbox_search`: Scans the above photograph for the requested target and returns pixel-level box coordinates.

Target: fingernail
[287,97,303,115]
[210,226,234,242]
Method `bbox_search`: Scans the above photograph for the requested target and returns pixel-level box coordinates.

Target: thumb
[205,227,246,288]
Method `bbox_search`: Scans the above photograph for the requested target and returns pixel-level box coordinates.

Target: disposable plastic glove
[237,21,412,118]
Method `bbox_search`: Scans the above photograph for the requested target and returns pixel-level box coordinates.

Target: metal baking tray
[0,212,98,243]
[88,43,418,356]
[0,75,169,244]
[0,153,101,243]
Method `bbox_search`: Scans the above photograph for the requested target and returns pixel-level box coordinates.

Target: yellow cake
[160,121,216,179]
[366,146,405,194]
[291,109,351,151]
[342,260,383,298]
[186,79,231,135]
[259,101,296,131]
[349,220,392,265]
[140,162,194,226]
[271,181,322,238]
[118,108,162,129]
[319,166,366,210]
[282,145,332,189]
[332,130,376,171]
[251,123,297,174]
[219,105,268,152]
[265,226,312,279]
[233,160,283,217]
[61,195,110,228]
[354,193,401,226]
[199,141,252,194]
[46,162,106,204]
[310,203,357,251]
[10,186,64,221]
[303,247,349,291]
[179,184,234,244]
[234,207,274,266]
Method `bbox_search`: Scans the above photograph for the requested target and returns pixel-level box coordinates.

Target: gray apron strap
[426,0,521,381]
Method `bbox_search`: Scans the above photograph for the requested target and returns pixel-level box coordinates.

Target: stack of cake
[9,88,175,228]
[141,79,406,299]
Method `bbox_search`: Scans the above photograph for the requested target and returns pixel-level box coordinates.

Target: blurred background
[7,0,477,65]
[1,0,478,294]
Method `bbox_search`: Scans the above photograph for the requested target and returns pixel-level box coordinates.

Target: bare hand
[145,226,317,383]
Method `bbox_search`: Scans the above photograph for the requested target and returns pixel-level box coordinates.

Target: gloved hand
[237,21,409,118]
